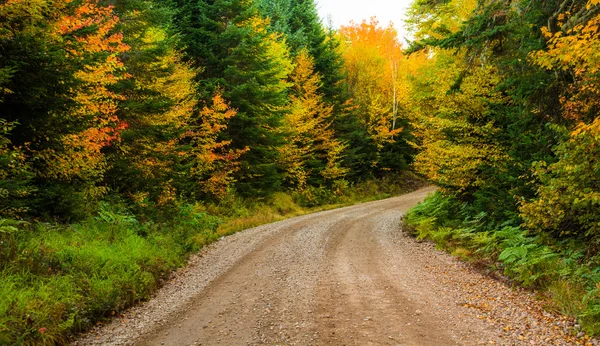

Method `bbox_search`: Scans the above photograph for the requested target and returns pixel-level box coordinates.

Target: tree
[404,0,568,222]
[0,0,130,218]
[338,18,413,176]
[520,0,600,245]
[278,50,347,189]
[0,119,34,218]
[101,0,195,208]
[173,0,293,196]
[256,0,346,104]
[184,92,247,200]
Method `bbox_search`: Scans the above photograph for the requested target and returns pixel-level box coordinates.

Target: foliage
[404,0,600,333]
[278,50,348,189]
[105,3,199,209]
[0,120,34,218]
[172,0,293,196]
[0,0,129,218]
[520,1,600,246]
[256,0,346,105]
[337,18,416,177]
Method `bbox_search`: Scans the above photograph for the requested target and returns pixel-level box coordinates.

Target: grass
[404,191,600,335]
[0,209,194,345]
[0,172,426,345]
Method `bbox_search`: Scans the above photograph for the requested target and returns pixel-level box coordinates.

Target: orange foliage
[186,92,247,198]
[339,18,404,152]
[41,0,129,187]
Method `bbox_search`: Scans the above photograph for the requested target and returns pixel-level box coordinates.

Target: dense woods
[404,0,600,335]
[1,0,600,343]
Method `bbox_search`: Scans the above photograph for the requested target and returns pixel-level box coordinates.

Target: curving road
[76,187,589,346]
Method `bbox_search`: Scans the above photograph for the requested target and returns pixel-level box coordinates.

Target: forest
[0,0,599,344]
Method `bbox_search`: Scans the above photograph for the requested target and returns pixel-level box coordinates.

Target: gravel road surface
[75,187,594,345]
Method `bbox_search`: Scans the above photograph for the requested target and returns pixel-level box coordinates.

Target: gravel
[73,187,597,346]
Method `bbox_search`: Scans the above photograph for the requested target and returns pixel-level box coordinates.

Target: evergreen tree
[172,0,293,196]
[256,0,345,104]
[101,0,196,208]
[279,50,347,189]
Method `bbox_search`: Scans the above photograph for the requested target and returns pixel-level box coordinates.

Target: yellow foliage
[187,92,247,199]
[408,48,507,192]
[279,50,348,188]
[520,1,600,239]
[532,3,600,121]
[339,18,407,163]
[408,0,477,41]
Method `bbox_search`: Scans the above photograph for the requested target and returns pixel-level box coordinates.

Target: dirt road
[76,187,590,345]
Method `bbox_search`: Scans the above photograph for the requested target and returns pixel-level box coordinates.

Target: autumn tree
[404,0,571,222]
[338,18,413,177]
[410,56,508,196]
[520,0,600,244]
[278,50,347,189]
[99,0,194,209]
[44,0,130,193]
[0,0,130,218]
[182,92,247,200]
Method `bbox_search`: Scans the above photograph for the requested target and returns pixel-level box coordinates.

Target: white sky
[315,0,415,42]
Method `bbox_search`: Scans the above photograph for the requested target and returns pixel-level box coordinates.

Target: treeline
[0,0,414,222]
[402,0,600,333]
[0,0,419,344]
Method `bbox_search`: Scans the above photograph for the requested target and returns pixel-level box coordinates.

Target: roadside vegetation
[405,192,600,334]
[402,0,600,335]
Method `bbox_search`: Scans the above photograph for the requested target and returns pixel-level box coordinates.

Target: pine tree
[101,0,195,208]
[256,0,345,104]
[173,0,293,196]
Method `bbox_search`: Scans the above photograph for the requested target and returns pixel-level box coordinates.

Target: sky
[315,0,415,42]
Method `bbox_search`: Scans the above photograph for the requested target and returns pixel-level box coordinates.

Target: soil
[74,187,595,346]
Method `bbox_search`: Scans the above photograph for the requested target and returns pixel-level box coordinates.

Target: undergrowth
[0,172,425,345]
[404,191,600,335]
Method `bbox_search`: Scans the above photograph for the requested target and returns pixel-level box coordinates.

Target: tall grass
[0,203,220,345]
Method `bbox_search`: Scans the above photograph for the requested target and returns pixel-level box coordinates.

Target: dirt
[74,187,595,346]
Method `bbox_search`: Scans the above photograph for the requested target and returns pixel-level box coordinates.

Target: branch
[548,0,573,33]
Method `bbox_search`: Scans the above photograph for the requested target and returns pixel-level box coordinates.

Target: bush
[520,119,600,247]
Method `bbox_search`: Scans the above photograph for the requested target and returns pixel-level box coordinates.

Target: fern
[0,219,28,234]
